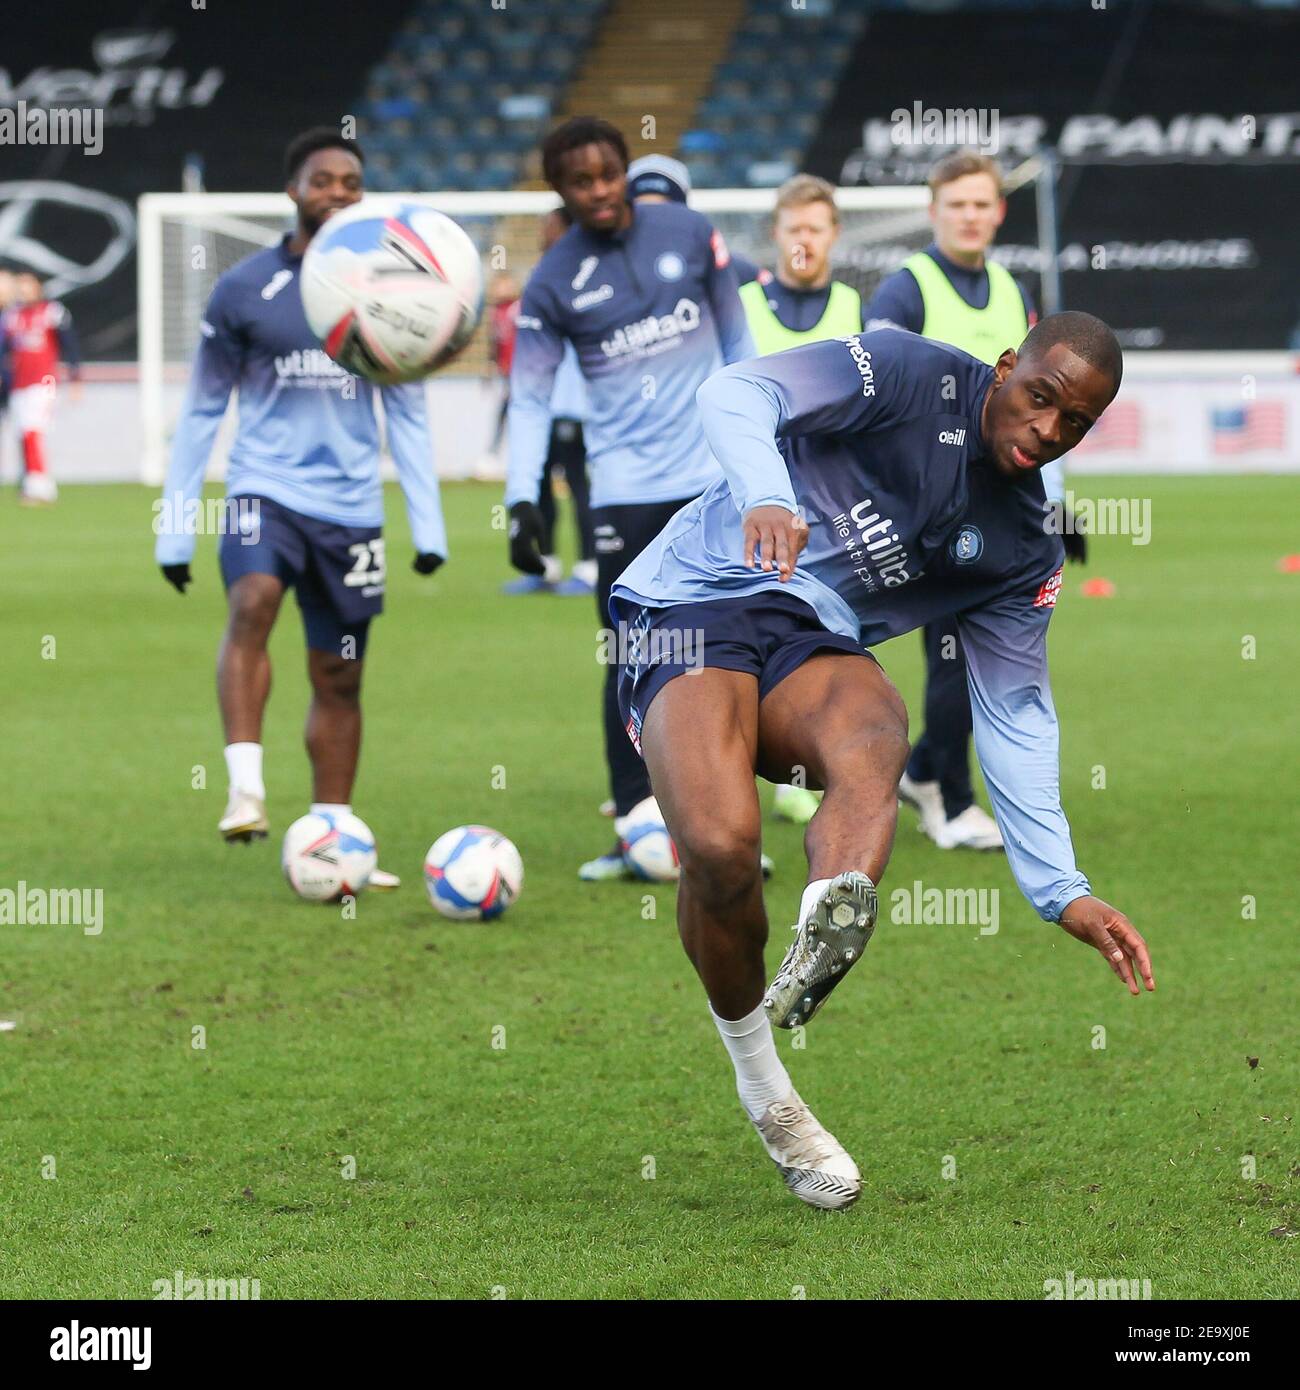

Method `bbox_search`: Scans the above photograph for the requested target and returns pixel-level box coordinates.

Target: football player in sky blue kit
[866,152,1086,854]
[610,312,1155,1209]
[504,117,755,880]
[155,128,447,881]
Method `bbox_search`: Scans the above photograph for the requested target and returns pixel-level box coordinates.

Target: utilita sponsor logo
[600,298,700,359]
[274,349,352,386]
[839,336,876,397]
[832,498,913,591]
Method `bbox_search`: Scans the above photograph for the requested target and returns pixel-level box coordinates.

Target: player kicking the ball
[609,313,1155,1209]
[155,128,447,880]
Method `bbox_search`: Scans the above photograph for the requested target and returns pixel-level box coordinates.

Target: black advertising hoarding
[0,0,413,359]
[805,1,1300,350]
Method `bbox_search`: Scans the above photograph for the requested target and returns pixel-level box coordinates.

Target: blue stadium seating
[355,0,609,191]
[680,0,865,188]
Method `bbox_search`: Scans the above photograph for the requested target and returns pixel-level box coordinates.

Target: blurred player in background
[1,270,82,506]
[0,268,13,485]
[483,269,520,470]
[154,127,447,883]
[737,174,871,826]
[502,206,596,597]
[505,117,756,880]
[865,152,1082,852]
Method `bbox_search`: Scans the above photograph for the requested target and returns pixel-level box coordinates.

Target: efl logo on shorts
[1033,568,1063,608]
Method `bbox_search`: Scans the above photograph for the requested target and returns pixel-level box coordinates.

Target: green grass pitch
[2,476,1297,1299]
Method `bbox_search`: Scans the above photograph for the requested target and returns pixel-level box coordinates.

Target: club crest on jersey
[950,525,983,563]
[571,255,599,291]
[1033,567,1064,608]
[654,251,685,282]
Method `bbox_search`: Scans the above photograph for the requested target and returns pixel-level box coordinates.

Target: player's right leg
[216,497,296,842]
[627,602,861,1210]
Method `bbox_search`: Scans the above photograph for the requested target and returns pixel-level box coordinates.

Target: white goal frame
[136,185,952,484]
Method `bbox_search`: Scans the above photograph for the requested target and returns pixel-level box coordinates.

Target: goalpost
[137,171,1050,484]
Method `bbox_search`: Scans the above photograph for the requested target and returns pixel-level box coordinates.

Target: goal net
[137,175,1049,483]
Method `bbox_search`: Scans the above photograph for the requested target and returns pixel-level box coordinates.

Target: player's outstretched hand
[1063,509,1087,564]
[412,552,444,576]
[161,563,192,594]
[507,501,546,576]
[742,505,809,583]
[1058,895,1154,995]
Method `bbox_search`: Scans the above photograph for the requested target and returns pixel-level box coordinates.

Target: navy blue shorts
[219,495,384,657]
[612,590,868,757]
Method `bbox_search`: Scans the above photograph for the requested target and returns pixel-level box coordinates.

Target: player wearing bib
[155,128,447,878]
[609,314,1153,1209]
[866,153,1081,852]
[505,119,755,880]
[1,270,82,506]
[737,175,866,826]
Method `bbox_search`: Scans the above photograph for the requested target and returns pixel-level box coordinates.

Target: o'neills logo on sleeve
[832,497,914,591]
[839,336,876,397]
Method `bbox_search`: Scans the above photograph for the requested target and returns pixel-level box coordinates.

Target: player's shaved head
[1019,311,1123,393]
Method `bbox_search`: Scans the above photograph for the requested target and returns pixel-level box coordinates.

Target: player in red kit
[1,271,82,505]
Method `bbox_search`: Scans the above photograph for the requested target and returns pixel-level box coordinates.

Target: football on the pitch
[301,198,484,384]
[282,812,378,902]
[424,825,524,921]
[619,796,680,883]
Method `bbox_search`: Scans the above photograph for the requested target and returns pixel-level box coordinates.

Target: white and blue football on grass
[619,795,680,883]
[424,825,524,921]
[282,812,378,902]
[301,198,484,385]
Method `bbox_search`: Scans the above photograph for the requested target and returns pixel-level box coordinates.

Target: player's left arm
[956,590,1155,995]
[701,222,756,366]
[380,380,448,572]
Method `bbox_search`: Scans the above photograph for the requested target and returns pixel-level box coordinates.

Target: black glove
[412,552,444,576]
[507,500,546,576]
[161,563,192,594]
[1062,510,1088,565]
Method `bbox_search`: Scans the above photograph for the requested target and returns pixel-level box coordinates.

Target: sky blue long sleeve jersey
[505,201,755,510]
[611,328,1089,922]
[155,235,447,567]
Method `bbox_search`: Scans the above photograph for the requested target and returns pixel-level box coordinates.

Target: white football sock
[711,1001,793,1120]
[224,742,265,801]
[798,876,834,928]
[310,802,351,817]
[571,558,597,587]
[541,553,564,585]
